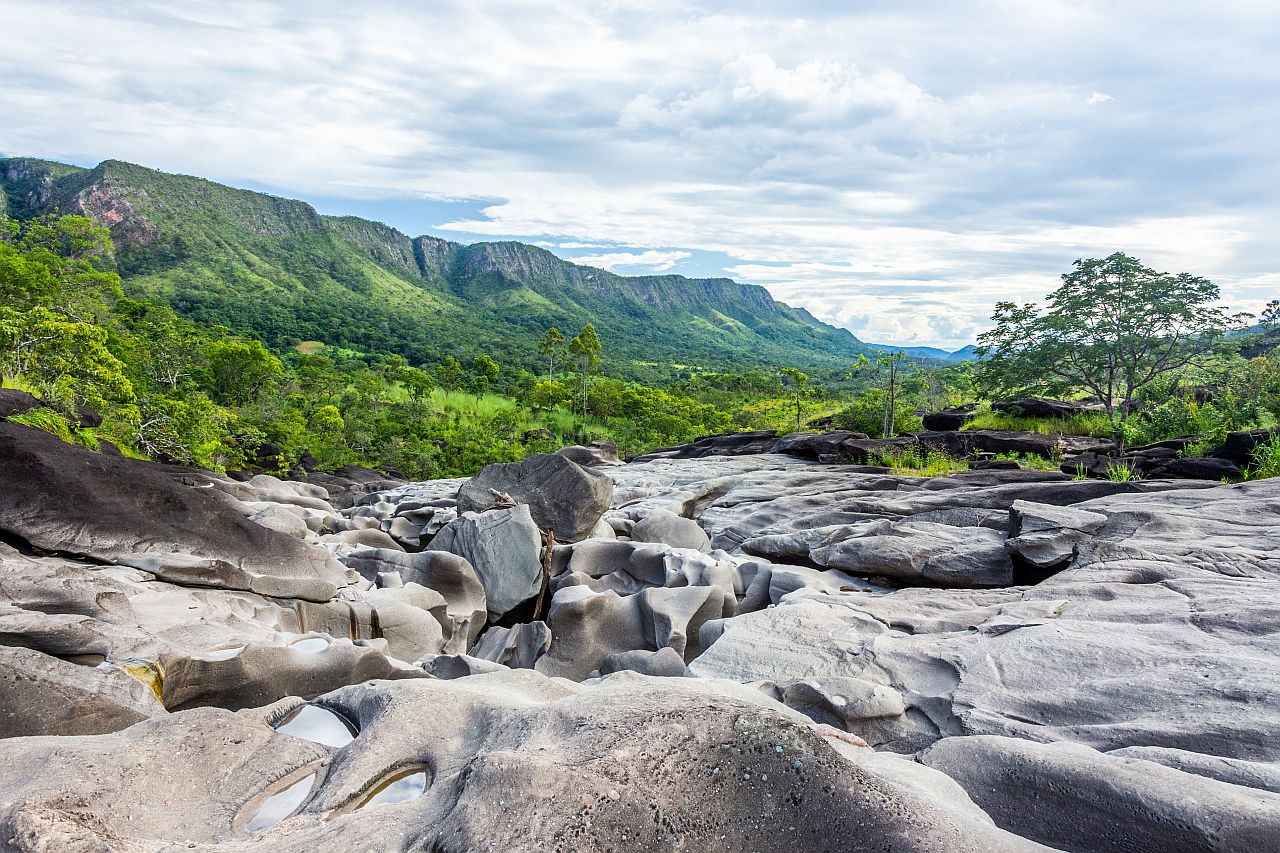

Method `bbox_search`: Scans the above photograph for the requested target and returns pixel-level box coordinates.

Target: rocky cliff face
[0,157,872,370]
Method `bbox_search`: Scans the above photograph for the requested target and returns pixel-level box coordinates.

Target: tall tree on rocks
[975,252,1238,441]
[539,326,566,381]
[568,324,602,423]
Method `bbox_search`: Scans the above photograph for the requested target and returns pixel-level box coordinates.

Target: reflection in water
[202,645,245,660]
[358,768,428,808]
[246,772,316,833]
[291,637,329,653]
[276,704,356,748]
[63,653,107,667]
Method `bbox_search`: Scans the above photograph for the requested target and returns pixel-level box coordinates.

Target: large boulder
[457,453,613,542]
[773,430,872,463]
[630,429,780,462]
[992,397,1105,419]
[628,509,711,551]
[537,582,735,680]
[745,519,1014,588]
[0,423,349,601]
[341,549,487,652]
[917,429,1112,459]
[0,646,165,737]
[428,505,544,619]
[0,389,41,420]
[922,405,977,431]
[1005,500,1108,569]
[554,439,622,468]
[1213,427,1279,467]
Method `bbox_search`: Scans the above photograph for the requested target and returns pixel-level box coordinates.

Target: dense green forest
[0,213,886,476]
[4,207,1280,481]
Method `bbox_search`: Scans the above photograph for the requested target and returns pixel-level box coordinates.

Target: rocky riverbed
[1,420,1278,851]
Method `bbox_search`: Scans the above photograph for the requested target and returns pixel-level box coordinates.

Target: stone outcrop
[0,422,350,601]
[427,505,544,619]
[457,453,613,541]
[5,434,1280,850]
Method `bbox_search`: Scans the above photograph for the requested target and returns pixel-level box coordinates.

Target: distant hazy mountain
[1,157,876,377]
[865,343,978,362]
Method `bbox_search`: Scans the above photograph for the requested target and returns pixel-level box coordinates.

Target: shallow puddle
[202,645,245,660]
[356,768,428,808]
[290,637,330,653]
[245,772,316,833]
[61,653,107,667]
[275,704,356,748]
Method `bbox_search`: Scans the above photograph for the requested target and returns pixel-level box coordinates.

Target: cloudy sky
[3,1,1278,348]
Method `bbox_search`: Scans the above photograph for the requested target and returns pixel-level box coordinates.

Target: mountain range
[1,157,968,379]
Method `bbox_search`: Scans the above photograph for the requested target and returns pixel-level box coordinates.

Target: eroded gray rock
[428,505,544,619]
[457,453,613,542]
[921,735,1280,852]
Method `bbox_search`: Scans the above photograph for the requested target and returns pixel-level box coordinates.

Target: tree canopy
[976,253,1236,428]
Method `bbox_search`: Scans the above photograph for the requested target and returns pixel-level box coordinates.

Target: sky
[2,1,1278,349]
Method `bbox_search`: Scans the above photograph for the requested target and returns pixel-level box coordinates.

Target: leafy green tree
[850,350,909,438]
[401,366,436,404]
[202,338,284,405]
[568,324,602,419]
[1,215,121,321]
[1261,299,1280,333]
[469,353,500,394]
[293,353,345,401]
[436,355,464,392]
[0,306,135,413]
[539,326,566,380]
[976,253,1235,432]
[529,379,572,410]
[779,367,811,432]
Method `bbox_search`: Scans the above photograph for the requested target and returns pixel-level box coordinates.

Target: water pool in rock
[290,637,330,653]
[275,704,356,748]
[356,768,428,808]
[245,772,316,833]
[202,645,245,660]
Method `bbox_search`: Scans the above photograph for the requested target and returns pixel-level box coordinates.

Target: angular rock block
[457,453,613,542]
[428,505,544,619]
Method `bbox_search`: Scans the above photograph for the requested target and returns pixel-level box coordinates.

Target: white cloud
[0,0,1277,349]
[570,250,692,272]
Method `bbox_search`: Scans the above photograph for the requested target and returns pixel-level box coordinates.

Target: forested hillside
[0,157,872,380]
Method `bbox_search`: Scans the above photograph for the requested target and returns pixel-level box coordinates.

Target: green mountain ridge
[0,156,873,378]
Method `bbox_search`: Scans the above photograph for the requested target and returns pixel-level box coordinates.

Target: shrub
[1244,435,1280,481]
[1104,462,1142,482]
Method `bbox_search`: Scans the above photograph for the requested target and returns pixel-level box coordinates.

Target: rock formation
[2,421,1279,850]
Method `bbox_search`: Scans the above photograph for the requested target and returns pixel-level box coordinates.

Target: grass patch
[991,451,1062,471]
[875,448,969,477]
[964,404,1113,438]
[1244,435,1280,481]
[6,407,100,449]
[1103,461,1142,481]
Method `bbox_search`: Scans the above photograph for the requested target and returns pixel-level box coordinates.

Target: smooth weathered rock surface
[457,453,614,541]
[0,646,165,737]
[7,435,1280,850]
[0,422,350,601]
[0,672,1047,852]
[629,508,712,551]
[428,505,544,619]
[921,735,1280,852]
